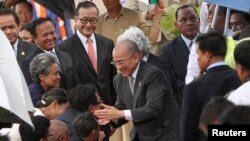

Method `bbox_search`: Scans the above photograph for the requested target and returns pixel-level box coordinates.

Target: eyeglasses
[111,53,135,66]
[78,17,98,25]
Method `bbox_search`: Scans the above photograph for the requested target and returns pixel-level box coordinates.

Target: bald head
[113,39,141,56]
[48,120,70,141]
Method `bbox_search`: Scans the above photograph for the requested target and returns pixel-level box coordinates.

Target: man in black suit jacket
[159,5,200,100]
[21,17,73,89]
[57,1,116,105]
[181,32,241,141]
[0,8,35,66]
[95,40,180,141]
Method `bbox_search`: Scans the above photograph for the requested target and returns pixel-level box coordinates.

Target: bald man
[48,120,71,141]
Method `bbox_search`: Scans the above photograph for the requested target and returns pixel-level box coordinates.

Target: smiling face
[40,63,61,90]
[75,7,98,38]
[15,2,32,28]
[112,42,140,77]
[33,21,56,51]
[175,7,200,40]
[0,14,19,44]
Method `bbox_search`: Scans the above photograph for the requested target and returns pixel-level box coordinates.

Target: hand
[98,119,110,125]
[94,103,124,121]
[98,131,105,141]
[145,7,155,20]
[154,0,165,18]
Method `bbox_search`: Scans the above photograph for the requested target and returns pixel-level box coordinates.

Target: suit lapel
[72,34,97,75]
[16,41,25,65]
[132,62,144,108]
[95,34,106,75]
[175,36,190,65]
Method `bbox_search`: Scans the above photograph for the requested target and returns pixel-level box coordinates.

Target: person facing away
[47,119,71,141]
[0,8,35,66]
[227,40,250,105]
[94,39,180,141]
[199,97,235,137]
[73,111,105,141]
[181,31,241,141]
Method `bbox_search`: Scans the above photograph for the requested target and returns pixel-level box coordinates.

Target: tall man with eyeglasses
[57,1,116,109]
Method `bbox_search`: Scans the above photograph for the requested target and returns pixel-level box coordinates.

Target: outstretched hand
[94,103,124,121]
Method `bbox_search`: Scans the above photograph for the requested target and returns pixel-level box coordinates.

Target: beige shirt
[96,7,159,44]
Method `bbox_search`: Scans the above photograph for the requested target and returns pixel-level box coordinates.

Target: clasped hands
[94,103,125,123]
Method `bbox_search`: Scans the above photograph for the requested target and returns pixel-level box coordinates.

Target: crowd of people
[1,0,250,141]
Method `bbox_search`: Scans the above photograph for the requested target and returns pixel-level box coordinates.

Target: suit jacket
[113,61,180,141]
[28,82,45,105]
[147,53,181,109]
[57,33,116,105]
[160,35,190,98]
[181,65,241,141]
[16,40,36,66]
[21,46,74,89]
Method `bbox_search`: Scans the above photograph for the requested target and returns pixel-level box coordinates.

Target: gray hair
[117,26,150,57]
[30,53,59,83]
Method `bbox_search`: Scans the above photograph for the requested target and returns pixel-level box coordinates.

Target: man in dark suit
[94,40,180,141]
[159,5,200,100]
[181,32,241,141]
[21,17,73,89]
[0,8,35,66]
[57,1,116,105]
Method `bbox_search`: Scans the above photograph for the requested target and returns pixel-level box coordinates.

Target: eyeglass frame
[111,53,135,66]
[78,17,98,25]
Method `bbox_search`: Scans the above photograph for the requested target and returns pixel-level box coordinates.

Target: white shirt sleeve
[124,110,133,121]
[185,42,200,84]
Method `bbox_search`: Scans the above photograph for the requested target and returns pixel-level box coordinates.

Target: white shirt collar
[181,34,197,49]
[131,62,140,80]
[13,39,18,51]
[207,61,227,70]
[40,47,56,54]
[76,30,97,57]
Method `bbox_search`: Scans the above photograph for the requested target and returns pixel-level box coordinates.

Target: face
[46,101,69,120]
[19,29,33,43]
[230,13,249,32]
[102,0,121,11]
[112,43,140,77]
[207,4,225,33]
[197,46,210,73]
[0,15,19,44]
[175,7,200,40]
[40,63,61,90]
[75,7,98,38]
[15,3,32,27]
[33,21,56,51]
[235,64,247,83]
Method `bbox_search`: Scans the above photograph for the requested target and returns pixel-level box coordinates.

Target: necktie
[128,76,134,95]
[87,38,97,72]
[189,41,193,51]
[12,45,17,56]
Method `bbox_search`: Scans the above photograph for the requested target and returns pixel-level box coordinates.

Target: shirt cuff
[124,110,132,121]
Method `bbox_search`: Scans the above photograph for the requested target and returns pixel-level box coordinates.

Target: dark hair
[196,31,227,57]
[73,111,98,138]
[220,106,250,124]
[13,0,33,12]
[74,1,99,16]
[20,23,32,32]
[175,5,199,20]
[68,84,98,111]
[36,88,68,108]
[30,17,55,37]
[0,8,20,25]
[231,10,250,24]
[234,40,250,70]
[19,116,50,141]
[199,97,235,127]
